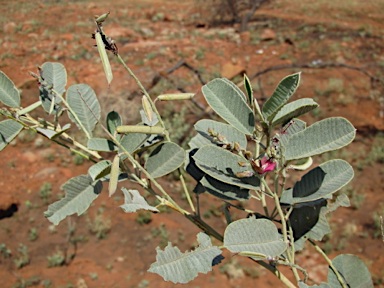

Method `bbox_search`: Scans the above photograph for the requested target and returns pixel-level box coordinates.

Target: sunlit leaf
[0,119,23,151]
[0,71,20,107]
[224,218,287,259]
[145,142,185,178]
[67,84,101,137]
[202,78,255,135]
[44,175,102,225]
[148,232,222,284]
[120,188,159,213]
[328,254,373,288]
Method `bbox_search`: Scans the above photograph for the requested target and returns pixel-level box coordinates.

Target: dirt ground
[1,0,384,287]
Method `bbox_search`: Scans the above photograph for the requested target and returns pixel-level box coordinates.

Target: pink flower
[252,157,276,174]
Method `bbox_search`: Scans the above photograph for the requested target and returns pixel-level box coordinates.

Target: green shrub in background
[0,12,375,287]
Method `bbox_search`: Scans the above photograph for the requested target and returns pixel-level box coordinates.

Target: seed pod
[109,155,120,197]
[142,95,154,122]
[95,11,110,24]
[157,93,194,101]
[116,125,165,134]
[95,31,113,85]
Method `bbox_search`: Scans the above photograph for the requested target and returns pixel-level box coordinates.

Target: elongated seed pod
[109,155,120,197]
[157,93,195,101]
[142,95,154,122]
[116,125,164,134]
[95,11,110,24]
[95,31,113,85]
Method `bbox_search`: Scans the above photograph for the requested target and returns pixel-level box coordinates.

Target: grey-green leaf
[44,175,102,225]
[148,232,222,284]
[39,62,67,114]
[280,159,354,205]
[285,117,356,160]
[202,78,255,135]
[106,111,122,134]
[36,123,71,139]
[328,254,373,288]
[41,62,67,96]
[262,72,301,121]
[88,138,117,152]
[118,132,151,156]
[145,142,185,178]
[0,71,20,107]
[120,188,159,213]
[271,98,319,127]
[88,160,112,181]
[194,119,247,149]
[224,218,287,259]
[193,145,260,190]
[0,119,23,151]
[67,84,101,137]
[200,175,250,201]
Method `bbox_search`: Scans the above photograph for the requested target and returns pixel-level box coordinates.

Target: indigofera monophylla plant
[0,12,374,288]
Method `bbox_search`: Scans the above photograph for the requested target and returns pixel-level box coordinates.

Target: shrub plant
[0,13,373,287]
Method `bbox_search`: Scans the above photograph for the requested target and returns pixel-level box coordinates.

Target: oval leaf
[67,84,101,137]
[41,62,67,96]
[224,218,287,259]
[272,98,319,127]
[285,117,356,160]
[0,71,20,107]
[193,145,260,190]
[0,119,23,151]
[106,111,122,134]
[145,142,185,178]
[39,62,67,114]
[281,160,354,205]
[328,254,373,288]
[148,232,222,284]
[202,78,255,135]
[194,119,247,149]
[262,72,301,121]
[44,175,102,225]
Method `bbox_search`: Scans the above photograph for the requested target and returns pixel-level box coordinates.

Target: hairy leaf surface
[0,119,23,151]
[0,71,20,107]
[145,142,185,178]
[262,72,301,121]
[328,254,373,288]
[149,233,221,283]
[224,218,287,259]
[271,98,319,127]
[44,175,102,225]
[202,78,255,135]
[67,84,100,137]
[285,117,356,160]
